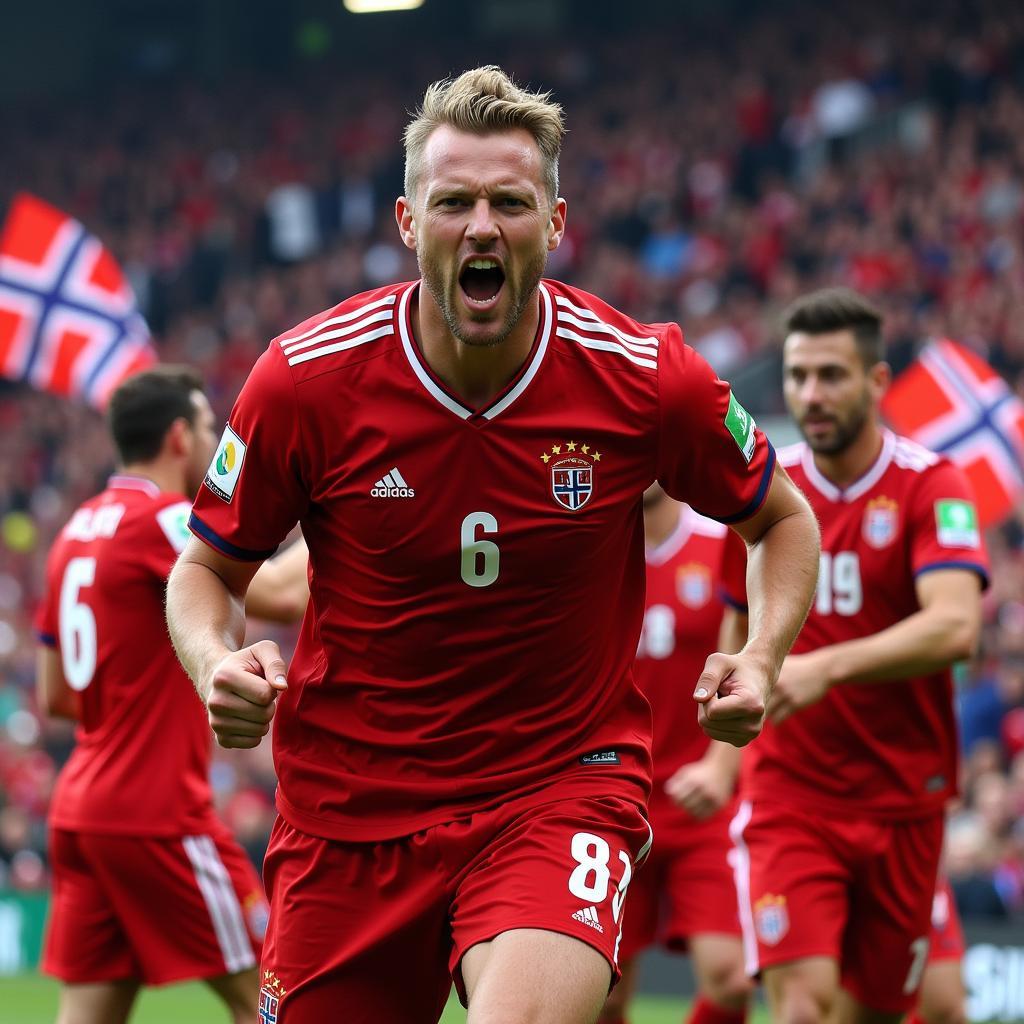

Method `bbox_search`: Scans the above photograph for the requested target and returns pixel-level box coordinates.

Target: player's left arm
[769,568,982,723]
[36,644,80,721]
[245,536,310,624]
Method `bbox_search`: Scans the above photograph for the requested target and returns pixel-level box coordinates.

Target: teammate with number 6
[35,368,271,1024]
[166,67,820,1024]
[719,289,988,1024]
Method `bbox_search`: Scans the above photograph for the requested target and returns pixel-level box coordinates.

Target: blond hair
[403,65,565,206]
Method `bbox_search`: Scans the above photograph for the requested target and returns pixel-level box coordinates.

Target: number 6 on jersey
[460,512,499,588]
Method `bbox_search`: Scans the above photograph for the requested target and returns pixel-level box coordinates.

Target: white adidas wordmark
[571,906,603,933]
[370,466,415,498]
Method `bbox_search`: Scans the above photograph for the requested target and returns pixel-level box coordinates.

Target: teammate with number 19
[720,289,987,1024]
[166,67,820,1024]
[35,368,268,1024]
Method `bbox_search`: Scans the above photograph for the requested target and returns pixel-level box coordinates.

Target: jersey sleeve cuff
[701,441,777,526]
[914,560,990,591]
[188,512,279,562]
[718,588,749,613]
[37,631,57,648]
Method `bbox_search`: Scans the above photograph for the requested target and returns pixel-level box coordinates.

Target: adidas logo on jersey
[571,906,604,933]
[371,467,415,498]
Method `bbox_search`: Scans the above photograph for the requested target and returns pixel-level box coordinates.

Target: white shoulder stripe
[777,442,805,466]
[556,309,659,354]
[893,437,939,469]
[287,324,394,366]
[555,296,660,349]
[281,308,394,357]
[556,327,658,370]
[279,294,396,351]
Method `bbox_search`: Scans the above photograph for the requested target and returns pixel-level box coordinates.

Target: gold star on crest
[581,444,590,455]
[262,971,287,997]
[566,440,577,451]
[540,452,551,463]
[593,451,602,461]
[551,445,562,455]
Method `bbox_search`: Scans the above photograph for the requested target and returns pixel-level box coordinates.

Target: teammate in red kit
[35,368,268,1024]
[600,485,750,1024]
[718,288,987,1024]
[165,67,820,1024]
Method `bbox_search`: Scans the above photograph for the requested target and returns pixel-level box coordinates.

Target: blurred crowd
[1,0,1024,921]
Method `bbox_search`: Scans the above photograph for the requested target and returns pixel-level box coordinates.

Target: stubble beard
[418,248,548,349]
[800,391,872,455]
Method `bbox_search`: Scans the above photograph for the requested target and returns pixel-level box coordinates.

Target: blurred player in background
[166,66,820,1024]
[35,367,268,1024]
[600,484,750,1024]
[719,288,987,1024]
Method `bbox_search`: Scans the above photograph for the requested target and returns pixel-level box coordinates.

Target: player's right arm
[167,343,307,748]
[167,538,289,749]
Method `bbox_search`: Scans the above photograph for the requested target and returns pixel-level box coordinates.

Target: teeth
[467,259,499,270]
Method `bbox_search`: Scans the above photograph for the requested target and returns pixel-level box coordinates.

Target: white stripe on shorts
[182,834,256,974]
[728,800,759,977]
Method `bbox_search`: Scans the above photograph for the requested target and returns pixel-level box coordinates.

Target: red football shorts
[259,793,653,1023]
[928,876,965,963]
[729,800,943,1014]
[618,799,740,962]
[43,826,267,985]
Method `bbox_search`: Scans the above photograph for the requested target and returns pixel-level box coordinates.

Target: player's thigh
[729,800,849,977]
[452,795,652,1012]
[260,816,452,1024]
[689,934,752,1009]
[613,843,664,964]
[42,829,139,985]
[463,928,611,1024]
[205,967,260,1022]
[834,988,906,1024]
[55,980,140,1024]
[917,959,968,1024]
[762,957,841,1024]
[82,831,261,985]
[842,814,943,1015]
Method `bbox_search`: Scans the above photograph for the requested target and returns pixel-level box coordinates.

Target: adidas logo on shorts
[371,466,415,498]
[571,905,603,933]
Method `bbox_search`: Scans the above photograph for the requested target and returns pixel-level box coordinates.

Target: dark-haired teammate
[166,67,820,1024]
[720,289,986,1024]
[36,368,268,1024]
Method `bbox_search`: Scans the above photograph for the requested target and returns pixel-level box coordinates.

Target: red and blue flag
[0,193,156,407]
[882,339,1024,527]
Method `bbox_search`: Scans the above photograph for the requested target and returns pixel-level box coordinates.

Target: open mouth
[459,258,505,306]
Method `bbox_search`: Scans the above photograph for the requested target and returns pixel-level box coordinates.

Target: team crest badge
[862,496,899,549]
[540,440,601,512]
[754,893,789,946]
[259,971,287,1024]
[677,563,712,608]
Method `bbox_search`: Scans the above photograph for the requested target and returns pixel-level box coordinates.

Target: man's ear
[547,197,567,252]
[396,197,417,251]
[165,417,191,459]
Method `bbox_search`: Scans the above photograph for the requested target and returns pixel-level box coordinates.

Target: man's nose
[466,199,498,244]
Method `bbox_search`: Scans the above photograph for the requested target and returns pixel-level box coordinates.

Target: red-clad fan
[600,486,750,1024]
[165,67,821,1024]
[35,367,268,1024]
[719,288,987,1024]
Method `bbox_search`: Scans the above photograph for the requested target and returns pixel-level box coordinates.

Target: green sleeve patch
[934,499,979,548]
[725,390,757,463]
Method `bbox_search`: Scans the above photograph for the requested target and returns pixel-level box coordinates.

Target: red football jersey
[189,280,776,841]
[721,431,989,818]
[35,476,217,835]
[638,505,727,817]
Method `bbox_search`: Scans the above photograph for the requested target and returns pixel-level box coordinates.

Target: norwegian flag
[882,339,1024,527]
[0,193,157,407]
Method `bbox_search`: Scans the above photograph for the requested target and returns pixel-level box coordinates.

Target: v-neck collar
[397,281,553,422]
[800,429,895,503]
[646,506,694,566]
